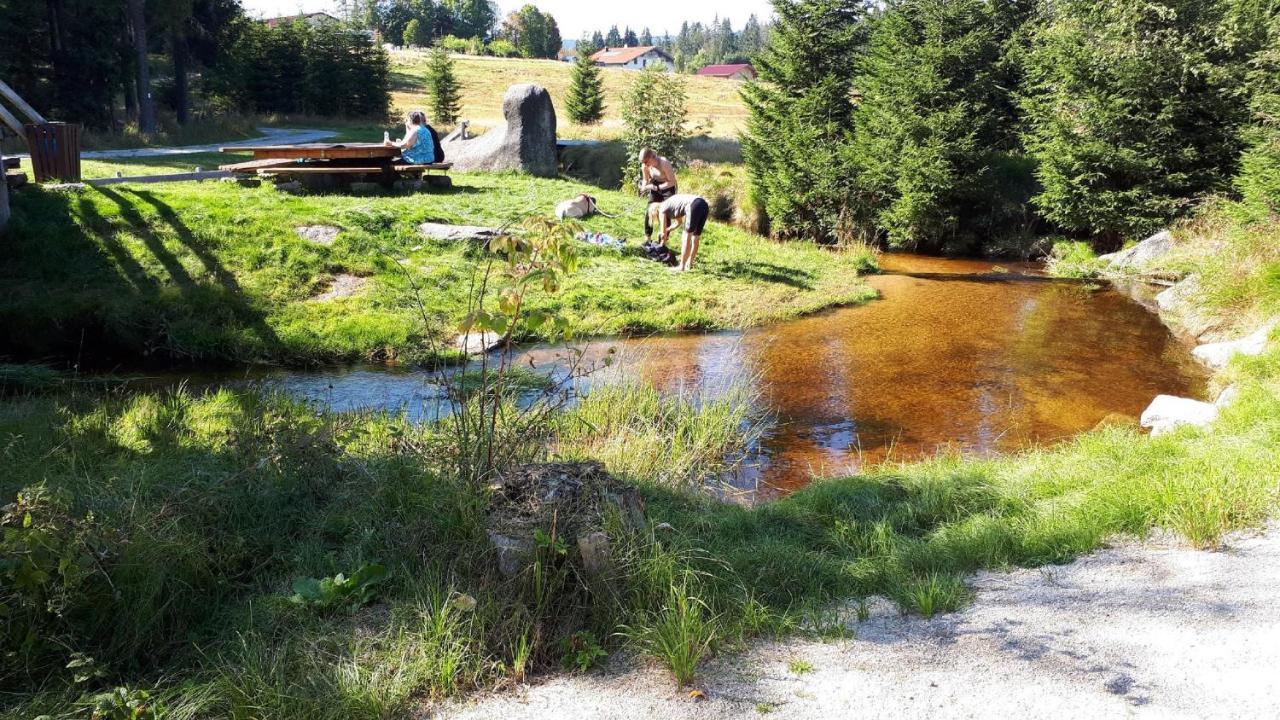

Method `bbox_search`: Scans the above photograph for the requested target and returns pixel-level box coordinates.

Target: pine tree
[426,46,461,127]
[623,27,639,47]
[1234,9,1280,219]
[1022,0,1259,244]
[742,0,867,241]
[640,27,653,46]
[848,0,1013,251]
[605,25,621,47]
[591,30,605,48]
[566,44,606,124]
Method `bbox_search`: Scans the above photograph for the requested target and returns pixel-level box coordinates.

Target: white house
[590,46,675,72]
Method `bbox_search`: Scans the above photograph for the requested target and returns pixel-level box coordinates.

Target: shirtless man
[649,193,710,272]
[638,148,678,242]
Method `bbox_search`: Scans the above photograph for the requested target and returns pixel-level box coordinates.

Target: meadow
[389,52,752,140]
[0,174,876,367]
[3,187,1278,717]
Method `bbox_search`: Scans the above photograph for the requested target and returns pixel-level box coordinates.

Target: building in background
[695,63,757,81]
[590,46,675,72]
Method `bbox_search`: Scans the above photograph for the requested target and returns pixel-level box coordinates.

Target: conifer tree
[605,25,622,47]
[1235,11,1280,219]
[426,46,462,127]
[848,0,1012,251]
[566,44,606,125]
[742,0,867,241]
[1022,0,1258,244]
[640,27,653,46]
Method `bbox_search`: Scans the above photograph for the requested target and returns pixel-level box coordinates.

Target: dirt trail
[437,527,1280,719]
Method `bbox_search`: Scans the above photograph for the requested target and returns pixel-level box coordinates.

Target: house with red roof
[590,46,675,72]
[696,63,757,81]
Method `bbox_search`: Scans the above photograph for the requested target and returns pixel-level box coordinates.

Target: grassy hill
[389,52,751,140]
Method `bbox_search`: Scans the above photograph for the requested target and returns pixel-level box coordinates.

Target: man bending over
[649,194,710,273]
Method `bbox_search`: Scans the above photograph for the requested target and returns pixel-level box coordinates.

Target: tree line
[578,15,771,72]
[744,0,1280,253]
[0,0,390,134]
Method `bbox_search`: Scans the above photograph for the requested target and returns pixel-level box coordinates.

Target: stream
[145,254,1209,499]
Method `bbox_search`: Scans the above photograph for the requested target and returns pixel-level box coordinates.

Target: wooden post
[0,149,10,235]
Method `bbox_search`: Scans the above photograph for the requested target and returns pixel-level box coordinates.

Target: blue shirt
[402,126,435,164]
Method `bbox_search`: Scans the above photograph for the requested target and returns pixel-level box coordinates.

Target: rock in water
[442,84,558,177]
[1140,395,1219,437]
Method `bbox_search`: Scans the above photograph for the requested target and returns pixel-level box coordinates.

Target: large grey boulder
[1140,395,1219,437]
[1099,230,1176,271]
[0,150,9,235]
[442,84,558,177]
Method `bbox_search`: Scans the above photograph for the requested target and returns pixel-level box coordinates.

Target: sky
[239,0,775,39]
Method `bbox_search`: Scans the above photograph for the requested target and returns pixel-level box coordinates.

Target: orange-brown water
[522,254,1208,497]
[188,254,1207,499]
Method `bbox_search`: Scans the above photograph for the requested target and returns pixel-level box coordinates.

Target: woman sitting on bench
[384,111,436,164]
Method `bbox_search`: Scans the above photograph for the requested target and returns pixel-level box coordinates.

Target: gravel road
[437,526,1280,719]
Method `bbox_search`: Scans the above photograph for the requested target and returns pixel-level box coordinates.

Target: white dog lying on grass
[556,193,605,220]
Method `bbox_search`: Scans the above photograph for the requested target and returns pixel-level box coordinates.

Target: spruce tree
[742,0,867,241]
[1022,0,1259,244]
[566,46,606,125]
[849,0,1013,251]
[426,46,462,127]
[1235,11,1280,219]
[605,25,622,47]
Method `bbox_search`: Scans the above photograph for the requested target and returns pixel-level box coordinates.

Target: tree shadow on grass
[710,260,816,290]
[97,187,283,357]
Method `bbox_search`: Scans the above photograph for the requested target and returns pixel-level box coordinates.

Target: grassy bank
[0,173,876,367]
[3,327,1276,717]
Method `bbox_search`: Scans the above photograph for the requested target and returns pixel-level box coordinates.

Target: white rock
[1156,274,1201,313]
[1140,395,1219,437]
[1100,230,1175,269]
[454,331,504,355]
[295,225,341,247]
[419,222,502,242]
[488,532,531,579]
[1216,385,1241,409]
[1192,325,1274,370]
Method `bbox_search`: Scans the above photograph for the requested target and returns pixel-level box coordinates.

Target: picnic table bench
[218,143,451,190]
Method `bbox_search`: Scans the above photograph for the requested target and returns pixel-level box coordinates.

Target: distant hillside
[389,51,750,139]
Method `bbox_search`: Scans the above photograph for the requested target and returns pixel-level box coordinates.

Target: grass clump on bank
[0,174,875,367]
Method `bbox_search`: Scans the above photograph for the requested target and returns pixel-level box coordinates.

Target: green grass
[0,172,875,367]
[2,183,1278,716]
[2,330,1277,716]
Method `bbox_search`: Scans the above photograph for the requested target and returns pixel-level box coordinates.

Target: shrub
[620,66,689,183]
[438,35,469,53]
[487,39,518,57]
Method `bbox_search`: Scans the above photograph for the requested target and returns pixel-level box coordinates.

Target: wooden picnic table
[222,143,400,162]
[217,142,452,189]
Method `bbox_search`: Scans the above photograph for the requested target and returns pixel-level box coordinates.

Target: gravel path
[10,127,337,160]
[438,527,1280,719]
